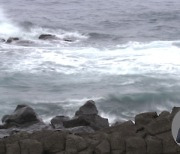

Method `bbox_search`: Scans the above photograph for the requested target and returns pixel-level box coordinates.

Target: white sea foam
[0,7,21,38]
[2,40,180,76]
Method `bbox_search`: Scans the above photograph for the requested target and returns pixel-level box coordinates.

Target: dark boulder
[63,114,109,130]
[51,116,70,129]
[67,126,95,134]
[145,117,171,135]
[145,136,162,154]
[126,136,146,154]
[75,100,98,116]
[63,38,73,42]
[19,139,43,154]
[110,132,125,152]
[65,134,88,153]
[158,110,170,119]
[38,34,57,40]
[6,37,20,43]
[156,131,180,153]
[135,112,158,126]
[95,139,110,154]
[2,104,41,128]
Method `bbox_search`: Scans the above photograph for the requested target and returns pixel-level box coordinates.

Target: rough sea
[0,0,180,123]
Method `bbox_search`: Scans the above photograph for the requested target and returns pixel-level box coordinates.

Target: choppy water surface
[0,0,180,123]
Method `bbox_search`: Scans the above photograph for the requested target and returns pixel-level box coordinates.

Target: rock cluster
[0,101,179,154]
[0,34,74,45]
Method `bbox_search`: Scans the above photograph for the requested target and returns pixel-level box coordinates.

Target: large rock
[145,117,171,135]
[95,140,110,154]
[145,136,162,154]
[6,141,20,154]
[135,112,158,126]
[0,141,5,154]
[63,114,109,130]
[2,104,41,128]
[110,132,125,153]
[158,111,170,119]
[67,126,95,134]
[65,134,87,153]
[32,130,66,153]
[156,131,180,153]
[20,139,43,154]
[103,121,136,138]
[6,37,20,43]
[51,116,70,129]
[39,34,57,40]
[126,137,146,154]
[75,100,98,116]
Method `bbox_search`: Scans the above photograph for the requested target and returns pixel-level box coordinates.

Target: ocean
[0,0,180,123]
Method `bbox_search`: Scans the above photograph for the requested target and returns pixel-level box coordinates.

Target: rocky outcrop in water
[38,34,57,40]
[0,101,179,154]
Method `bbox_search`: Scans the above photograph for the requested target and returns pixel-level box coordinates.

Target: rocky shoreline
[0,100,179,154]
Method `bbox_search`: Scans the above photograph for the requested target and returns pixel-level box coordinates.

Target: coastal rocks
[126,137,146,154]
[38,33,74,42]
[19,139,43,154]
[51,116,70,129]
[2,104,41,128]
[75,100,98,116]
[110,132,125,153]
[135,112,158,126]
[95,139,110,154]
[6,37,20,43]
[51,100,109,131]
[145,136,162,154]
[67,126,95,134]
[1,103,180,153]
[38,34,57,40]
[63,114,109,130]
[65,134,87,153]
[145,117,171,135]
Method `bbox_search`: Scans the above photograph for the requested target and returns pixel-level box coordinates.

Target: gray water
[0,0,180,123]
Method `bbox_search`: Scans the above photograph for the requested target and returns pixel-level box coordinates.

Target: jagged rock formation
[0,102,179,154]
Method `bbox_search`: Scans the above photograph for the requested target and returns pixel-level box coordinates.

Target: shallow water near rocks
[0,0,180,123]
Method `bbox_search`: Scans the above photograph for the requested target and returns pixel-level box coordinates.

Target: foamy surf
[1,40,180,76]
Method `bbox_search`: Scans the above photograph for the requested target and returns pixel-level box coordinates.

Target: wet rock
[51,116,70,129]
[6,141,20,154]
[156,131,180,153]
[65,134,87,153]
[103,120,136,138]
[39,34,57,40]
[37,131,66,153]
[67,126,95,134]
[0,140,6,154]
[158,111,170,119]
[2,104,41,128]
[111,150,124,154]
[75,100,98,116]
[135,112,158,126]
[145,136,162,154]
[6,37,20,43]
[126,136,146,154]
[95,139,110,154]
[110,132,125,153]
[79,149,93,154]
[63,38,73,42]
[20,139,43,154]
[145,117,171,135]
[63,114,109,130]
